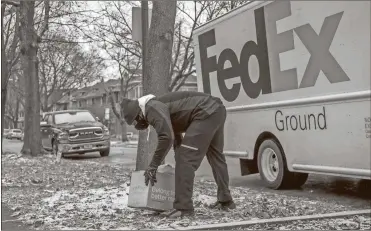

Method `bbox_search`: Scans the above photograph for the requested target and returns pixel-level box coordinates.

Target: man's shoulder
[146,99,167,112]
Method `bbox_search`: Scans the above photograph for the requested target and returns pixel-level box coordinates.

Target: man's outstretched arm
[146,100,174,168]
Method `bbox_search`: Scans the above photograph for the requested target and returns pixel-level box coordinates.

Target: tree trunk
[121,122,128,142]
[19,1,42,156]
[120,76,128,142]
[136,1,177,171]
[43,86,48,113]
[1,88,7,146]
[1,67,8,144]
[1,4,8,147]
[13,96,20,128]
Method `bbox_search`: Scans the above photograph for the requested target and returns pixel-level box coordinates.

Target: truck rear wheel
[100,148,110,157]
[257,139,308,189]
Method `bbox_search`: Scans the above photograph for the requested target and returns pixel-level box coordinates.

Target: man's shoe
[160,209,195,218]
[209,200,236,210]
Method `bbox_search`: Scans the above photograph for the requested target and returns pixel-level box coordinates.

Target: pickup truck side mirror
[96,117,101,122]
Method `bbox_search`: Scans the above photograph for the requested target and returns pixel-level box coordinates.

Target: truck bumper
[59,140,110,155]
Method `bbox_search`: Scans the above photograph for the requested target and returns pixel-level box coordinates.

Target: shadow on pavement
[308,178,371,200]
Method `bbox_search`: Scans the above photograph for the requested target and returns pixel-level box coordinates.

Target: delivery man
[120,91,236,218]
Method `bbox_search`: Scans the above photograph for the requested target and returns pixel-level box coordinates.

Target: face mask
[135,120,149,130]
[133,113,149,130]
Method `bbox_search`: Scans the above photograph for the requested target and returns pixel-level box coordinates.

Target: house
[52,72,198,136]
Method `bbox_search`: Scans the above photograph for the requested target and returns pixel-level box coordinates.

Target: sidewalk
[110,140,138,148]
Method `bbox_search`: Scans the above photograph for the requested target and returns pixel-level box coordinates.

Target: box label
[150,186,175,202]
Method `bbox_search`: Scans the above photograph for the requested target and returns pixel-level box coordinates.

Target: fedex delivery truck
[193,1,371,189]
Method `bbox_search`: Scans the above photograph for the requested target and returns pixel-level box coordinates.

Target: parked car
[6,129,23,140]
[3,129,10,137]
[41,110,110,157]
[126,132,134,140]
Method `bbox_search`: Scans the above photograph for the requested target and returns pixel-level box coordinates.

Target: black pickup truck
[41,110,110,157]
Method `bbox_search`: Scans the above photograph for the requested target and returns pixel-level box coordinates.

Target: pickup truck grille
[68,127,104,142]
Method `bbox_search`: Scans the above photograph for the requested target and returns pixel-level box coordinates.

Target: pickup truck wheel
[100,148,110,157]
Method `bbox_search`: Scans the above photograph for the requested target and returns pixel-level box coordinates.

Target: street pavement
[1,138,370,230]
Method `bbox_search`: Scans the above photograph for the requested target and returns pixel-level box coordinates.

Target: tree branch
[1,1,20,7]
[38,0,50,39]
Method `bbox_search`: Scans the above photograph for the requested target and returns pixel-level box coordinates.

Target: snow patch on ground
[39,184,133,229]
[195,194,217,206]
[43,190,65,207]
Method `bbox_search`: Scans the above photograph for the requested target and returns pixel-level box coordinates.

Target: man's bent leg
[173,120,218,211]
[206,128,233,203]
[205,107,233,203]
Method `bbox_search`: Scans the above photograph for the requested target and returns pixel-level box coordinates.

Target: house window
[139,85,143,97]
[134,86,143,99]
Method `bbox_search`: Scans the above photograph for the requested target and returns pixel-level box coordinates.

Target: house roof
[56,73,197,105]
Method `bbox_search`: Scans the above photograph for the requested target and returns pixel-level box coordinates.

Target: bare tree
[38,33,105,112]
[4,72,22,129]
[86,2,143,142]
[19,0,50,156]
[1,1,20,143]
[101,54,141,142]
[169,1,249,91]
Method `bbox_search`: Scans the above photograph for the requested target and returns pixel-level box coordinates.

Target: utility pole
[136,1,149,171]
[141,1,148,86]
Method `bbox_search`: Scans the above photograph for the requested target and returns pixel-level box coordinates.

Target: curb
[175,209,371,230]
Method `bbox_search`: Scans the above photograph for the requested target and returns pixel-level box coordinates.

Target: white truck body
[193,1,371,181]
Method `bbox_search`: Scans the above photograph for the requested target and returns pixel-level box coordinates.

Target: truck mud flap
[240,158,258,175]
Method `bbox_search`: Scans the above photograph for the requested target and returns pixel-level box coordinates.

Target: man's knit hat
[120,98,141,125]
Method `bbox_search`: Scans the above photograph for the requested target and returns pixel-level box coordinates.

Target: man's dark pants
[173,105,232,211]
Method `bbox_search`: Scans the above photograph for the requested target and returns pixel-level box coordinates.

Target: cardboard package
[127,164,175,211]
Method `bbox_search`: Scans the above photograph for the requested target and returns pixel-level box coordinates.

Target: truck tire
[258,139,289,189]
[257,139,308,189]
[100,148,110,157]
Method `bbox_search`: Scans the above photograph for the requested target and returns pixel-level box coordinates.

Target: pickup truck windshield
[54,111,96,124]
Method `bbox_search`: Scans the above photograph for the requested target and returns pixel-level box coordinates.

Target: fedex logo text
[198,1,350,102]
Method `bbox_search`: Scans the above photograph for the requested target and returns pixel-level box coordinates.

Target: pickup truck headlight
[103,127,110,136]
[58,132,68,139]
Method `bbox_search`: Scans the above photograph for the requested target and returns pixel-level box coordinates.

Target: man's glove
[144,166,157,186]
